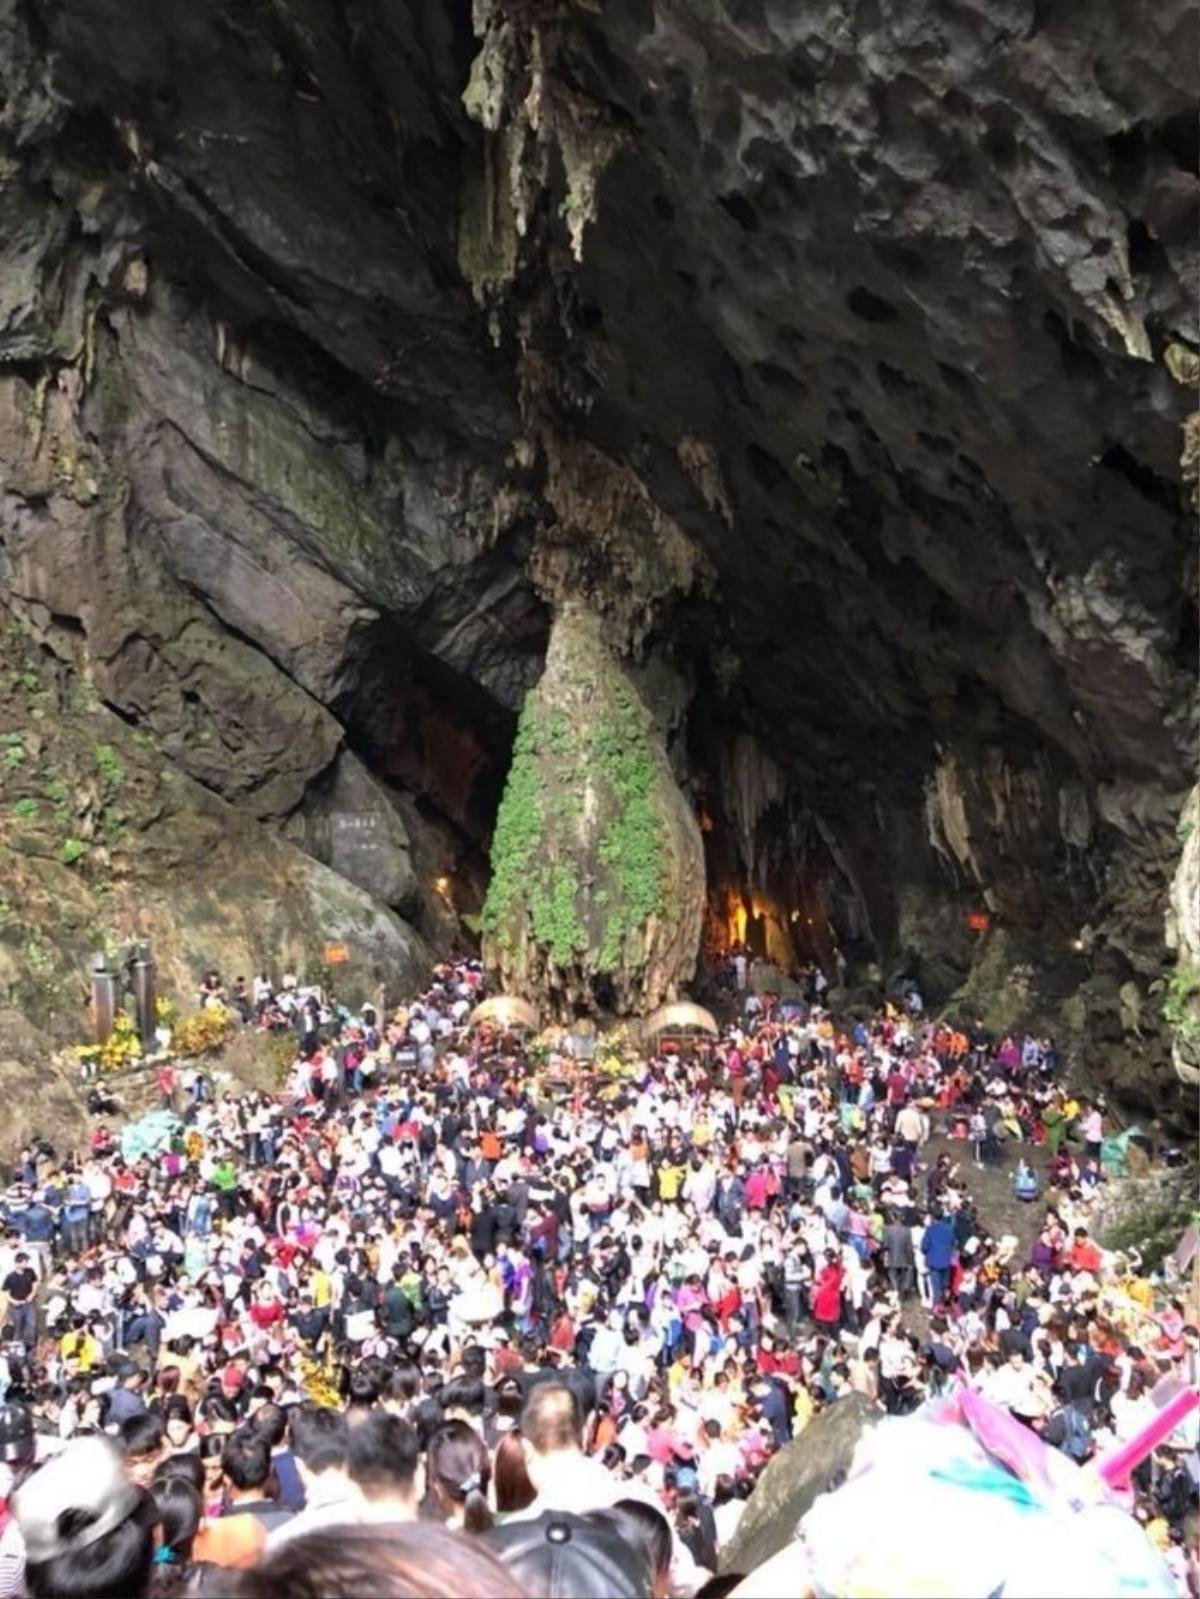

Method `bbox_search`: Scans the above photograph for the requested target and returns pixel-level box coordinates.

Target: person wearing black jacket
[1153,1446,1195,1525]
[289,1295,329,1349]
[470,1193,499,1261]
[381,1270,415,1342]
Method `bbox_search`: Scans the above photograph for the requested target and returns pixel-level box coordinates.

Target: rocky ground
[924,1129,1051,1258]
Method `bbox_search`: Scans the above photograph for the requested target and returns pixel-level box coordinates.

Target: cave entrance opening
[702,875,840,976]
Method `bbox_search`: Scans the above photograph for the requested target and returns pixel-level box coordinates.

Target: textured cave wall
[0,0,547,966]
[0,0,1195,1103]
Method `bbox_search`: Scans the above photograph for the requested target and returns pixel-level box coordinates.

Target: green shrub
[1163,962,1200,1044]
[94,743,125,791]
[482,640,668,976]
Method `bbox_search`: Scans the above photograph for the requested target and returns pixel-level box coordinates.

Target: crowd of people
[0,952,1194,1598]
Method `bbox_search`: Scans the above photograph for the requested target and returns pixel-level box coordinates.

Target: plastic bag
[795,1392,1175,1598]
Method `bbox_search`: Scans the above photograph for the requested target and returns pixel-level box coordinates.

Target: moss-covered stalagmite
[482,606,704,1017]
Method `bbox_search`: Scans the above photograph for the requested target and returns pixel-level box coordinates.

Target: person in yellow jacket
[310,1265,332,1311]
[59,1319,101,1373]
[657,1159,686,1202]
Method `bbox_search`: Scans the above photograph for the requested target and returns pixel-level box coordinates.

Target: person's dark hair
[692,1575,746,1599]
[386,1366,421,1408]
[221,1429,270,1493]
[155,1367,181,1401]
[675,1489,717,1573]
[520,1382,581,1455]
[198,1395,238,1429]
[711,1474,738,1507]
[592,1498,671,1591]
[346,1413,419,1500]
[347,1359,387,1410]
[160,1396,193,1428]
[289,1405,349,1474]
[494,1378,524,1424]
[251,1402,288,1450]
[222,1522,525,1599]
[438,1377,485,1419]
[459,1348,487,1381]
[25,1514,155,1599]
[425,1420,492,1534]
[152,1454,204,1495]
[493,1430,536,1514]
[410,1396,445,1449]
[119,1414,164,1460]
[150,1475,201,1562]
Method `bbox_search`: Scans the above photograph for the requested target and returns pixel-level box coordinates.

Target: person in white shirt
[985,1349,1041,1417]
[698,1419,741,1498]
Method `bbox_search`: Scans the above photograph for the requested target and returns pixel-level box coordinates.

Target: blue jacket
[22,1204,55,1242]
[922,1218,956,1270]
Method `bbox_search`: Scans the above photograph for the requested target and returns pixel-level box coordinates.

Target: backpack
[1060,1404,1090,1462]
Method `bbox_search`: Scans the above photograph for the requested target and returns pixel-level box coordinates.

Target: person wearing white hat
[11,1435,153,1599]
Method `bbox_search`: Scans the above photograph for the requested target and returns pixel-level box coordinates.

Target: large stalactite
[482,606,704,1017]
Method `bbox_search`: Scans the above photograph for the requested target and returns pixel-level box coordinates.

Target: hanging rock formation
[482,606,704,1017]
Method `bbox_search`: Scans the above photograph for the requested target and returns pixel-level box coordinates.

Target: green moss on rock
[482,607,703,1017]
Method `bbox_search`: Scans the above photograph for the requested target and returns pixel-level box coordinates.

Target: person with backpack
[1040,1383,1093,1463]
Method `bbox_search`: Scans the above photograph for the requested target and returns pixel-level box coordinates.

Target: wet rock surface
[0,0,1194,1102]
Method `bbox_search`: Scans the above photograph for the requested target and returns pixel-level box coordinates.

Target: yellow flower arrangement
[73,1009,143,1072]
[172,1004,235,1057]
[299,1353,341,1409]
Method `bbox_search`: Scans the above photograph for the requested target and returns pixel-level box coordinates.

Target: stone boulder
[719,1393,880,1577]
[284,751,420,918]
[0,617,430,1059]
[0,1010,92,1163]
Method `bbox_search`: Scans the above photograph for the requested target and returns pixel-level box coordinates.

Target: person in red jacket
[248,1283,285,1331]
[1066,1227,1103,1275]
[812,1251,845,1333]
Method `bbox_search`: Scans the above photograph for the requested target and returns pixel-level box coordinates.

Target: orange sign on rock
[322,942,350,965]
[966,912,990,933]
